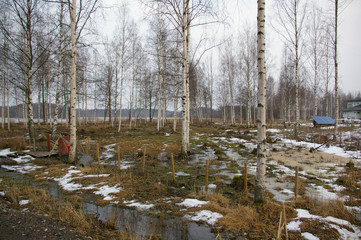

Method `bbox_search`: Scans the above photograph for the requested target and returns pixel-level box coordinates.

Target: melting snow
[301,232,320,240]
[177,198,208,208]
[124,200,154,210]
[0,148,14,156]
[19,200,30,205]
[185,210,223,225]
[287,209,361,239]
[93,184,122,200]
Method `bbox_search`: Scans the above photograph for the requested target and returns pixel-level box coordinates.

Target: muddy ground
[0,200,90,240]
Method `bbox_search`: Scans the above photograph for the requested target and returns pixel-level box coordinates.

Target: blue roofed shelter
[311,116,335,127]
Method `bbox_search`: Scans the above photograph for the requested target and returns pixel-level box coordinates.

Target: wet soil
[0,200,90,240]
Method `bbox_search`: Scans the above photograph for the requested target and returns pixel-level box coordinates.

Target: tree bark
[254,0,266,204]
[69,0,77,163]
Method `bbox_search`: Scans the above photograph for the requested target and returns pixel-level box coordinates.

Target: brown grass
[218,201,297,239]
[0,136,26,151]
[294,196,358,225]
[300,220,340,239]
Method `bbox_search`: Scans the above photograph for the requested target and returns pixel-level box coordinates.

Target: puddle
[0,168,216,240]
[83,203,216,240]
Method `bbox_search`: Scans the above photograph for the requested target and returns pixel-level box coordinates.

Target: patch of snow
[0,148,14,157]
[281,189,294,195]
[310,184,340,200]
[12,155,35,163]
[0,191,5,196]
[301,232,320,240]
[165,133,170,137]
[287,220,302,231]
[124,200,154,210]
[185,210,223,225]
[93,184,122,200]
[208,184,217,189]
[1,164,42,174]
[83,174,110,178]
[174,171,190,177]
[267,129,281,133]
[19,200,30,205]
[177,198,208,208]
[53,169,83,191]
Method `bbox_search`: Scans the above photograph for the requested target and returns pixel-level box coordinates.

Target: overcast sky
[98,0,361,95]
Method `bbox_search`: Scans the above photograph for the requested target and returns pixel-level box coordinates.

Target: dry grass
[218,201,297,239]
[294,196,358,225]
[300,220,340,239]
[0,136,27,151]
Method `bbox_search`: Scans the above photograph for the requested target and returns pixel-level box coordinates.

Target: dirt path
[0,200,90,240]
[270,149,352,177]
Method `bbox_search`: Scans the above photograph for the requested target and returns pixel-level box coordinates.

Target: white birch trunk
[334,0,339,137]
[255,0,266,203]
[69,0,77,163]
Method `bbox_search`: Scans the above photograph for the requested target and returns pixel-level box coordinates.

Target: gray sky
[99,0,361,94]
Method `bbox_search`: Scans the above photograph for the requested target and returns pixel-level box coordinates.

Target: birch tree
[67,0,99,163]
[255,0,266,204]
[274,0,308,138]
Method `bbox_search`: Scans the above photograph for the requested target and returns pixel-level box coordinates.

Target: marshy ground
[0,121,361,239]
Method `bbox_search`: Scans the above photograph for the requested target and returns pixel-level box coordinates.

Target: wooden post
[244,161,248,194]
[47,134,50,152]
[33,137,36,151]
[171,153,176,183]
[205,159,209,194]
[86,137,89,155]
[97,143,101,166]
[117,144,121,172]
[277,203,289,240]
[142,147,146,174]
[295,166,299,198]
[283,204,289,240]
[28,137,31,150]
[339,132,342,147]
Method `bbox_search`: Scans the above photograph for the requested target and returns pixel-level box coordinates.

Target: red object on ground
[58,136,70,156]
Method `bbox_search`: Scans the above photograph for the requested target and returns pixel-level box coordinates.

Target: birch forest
[0,0,359,137]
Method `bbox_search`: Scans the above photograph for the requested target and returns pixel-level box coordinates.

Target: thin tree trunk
[181,0,190,153]
[254,0,266,204]
[69,0,77,163]
[334,0,339,137]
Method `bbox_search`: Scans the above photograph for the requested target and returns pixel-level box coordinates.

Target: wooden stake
[86,137,89,155]
[295,166,299,198]
[97,143,101,166]
[244,161,248,194]
[117,144,121,172]
[142,147,146,174]
[205,159,209,194]
[171,153,176,183]
[48,137,60,157]
[276,204,289,240]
